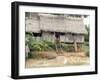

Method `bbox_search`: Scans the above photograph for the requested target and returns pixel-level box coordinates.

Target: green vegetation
[26,33,75,52]
[85,25,90,42]
[83,42,89,57]
[84,25,90,57]
[62,43,74,52]
[26,28,90,58]
[28,52,44,59]
[26,33,55,52]
[29,40,55,51]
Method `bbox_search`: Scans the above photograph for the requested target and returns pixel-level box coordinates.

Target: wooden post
[74,41,77,52]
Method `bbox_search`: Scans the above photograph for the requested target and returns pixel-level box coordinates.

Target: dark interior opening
[33,33,42,37]
[55,32,60,39]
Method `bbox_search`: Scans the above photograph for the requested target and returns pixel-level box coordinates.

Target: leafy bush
[25,34,54,52]
[27,52,43,59]
[84,42,89,46]
[25,32,33,45]
[27,37,55,52]
[43,40,55,50]
[86,50,89,57]
[29,40,42,51]
[62,43,74,52]
[85,25,90,42]
[82,43,89,57]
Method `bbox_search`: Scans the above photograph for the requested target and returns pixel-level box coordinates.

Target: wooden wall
[41,32,84,43]
[42,32,55,42]
[60,34,84,43]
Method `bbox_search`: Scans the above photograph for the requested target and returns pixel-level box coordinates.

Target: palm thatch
[25,13,87,34]
[25,17,40,33]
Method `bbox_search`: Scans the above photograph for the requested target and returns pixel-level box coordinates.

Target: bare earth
[25,52,89,68]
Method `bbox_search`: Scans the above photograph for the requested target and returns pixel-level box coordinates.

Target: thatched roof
[25,18,40,32]
[25,13,87,34]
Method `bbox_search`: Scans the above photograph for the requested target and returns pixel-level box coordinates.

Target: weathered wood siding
[42,32,55,42]
[73,35,84,43]
[60,34,84,43]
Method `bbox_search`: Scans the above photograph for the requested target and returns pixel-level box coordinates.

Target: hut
[25,12,87,52]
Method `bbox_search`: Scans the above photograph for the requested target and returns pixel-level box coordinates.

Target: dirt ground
[25,52,89,68]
